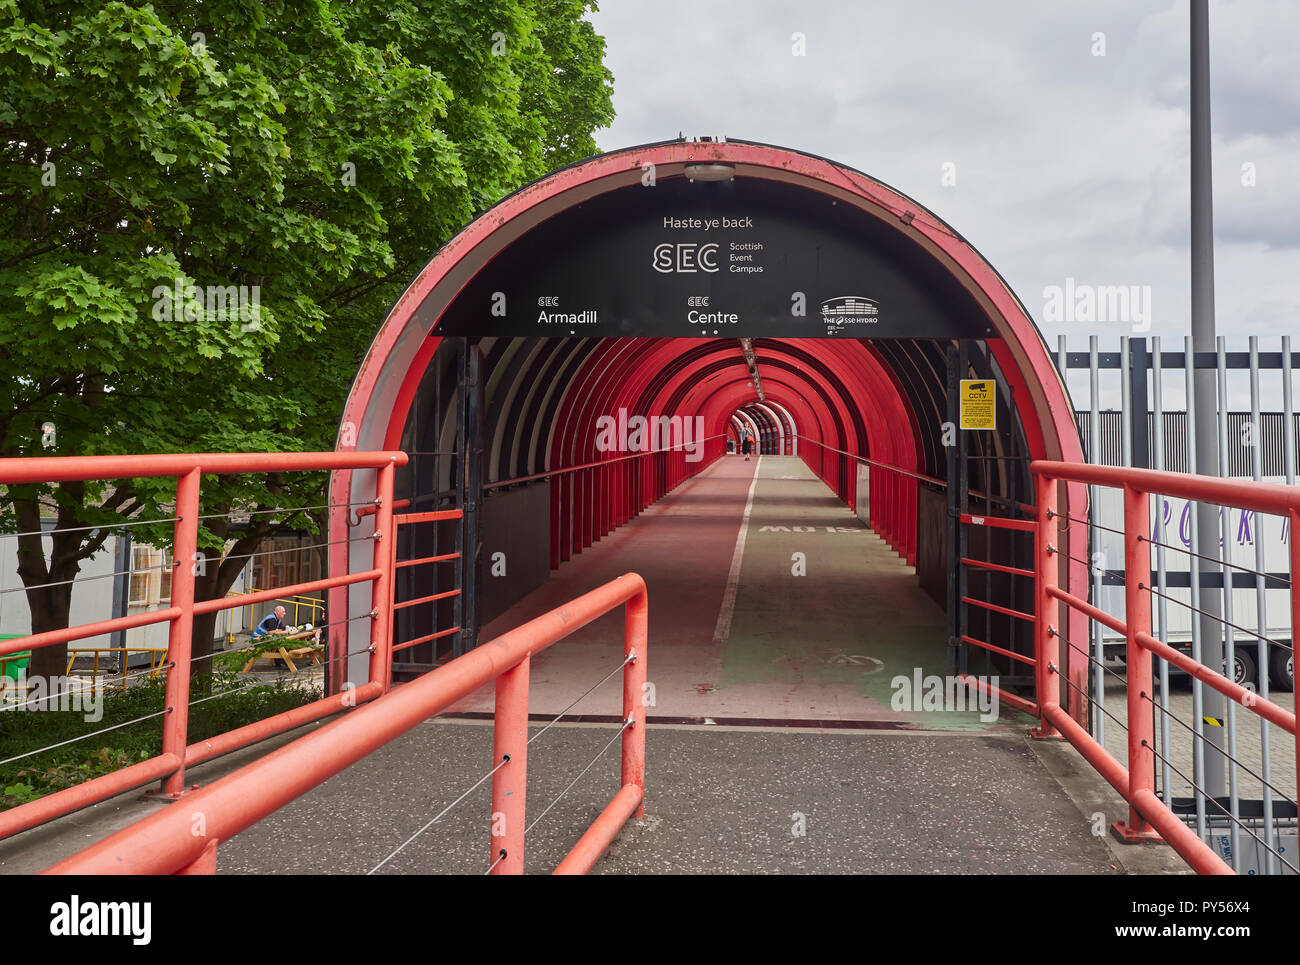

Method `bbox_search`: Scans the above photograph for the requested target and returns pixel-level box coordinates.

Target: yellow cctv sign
[960,379,996,430]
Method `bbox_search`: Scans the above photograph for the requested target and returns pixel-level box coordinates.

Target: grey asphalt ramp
[216,719,1119,875]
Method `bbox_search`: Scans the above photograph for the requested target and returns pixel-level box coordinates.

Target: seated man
[252,605,289,639]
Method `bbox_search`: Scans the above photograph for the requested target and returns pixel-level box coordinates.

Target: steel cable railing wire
[1053,604,1289,807]
[1138,687,1298,809]
[1054,624,1184,806]
[0,514,182,541]
[194,499,377,523]
[1140,533,1291,587]
[189,610,376,667]
[3,607,370,717]
[1047,510,1291,587]
[188,642,377,704]
[1046,550,1291,658]
[1052,628,1129,688]
[1,637,373,770]
[0,706,173,768]
[527,653,633,747]
[367,755,511,876]
[0,529,372,599]
[524,718,633,839]
[1140,583,1294,654]
[209,533,377,569]
[1047,509,1127,539]
[0,560,170,596]
[1,498,385,544]
[0,660,176,712]
[1051,546,1113,579]
[1049,660,1129,734]
[1051,602,1294,866]
[364,654,635,875]
[1141,737,1300,875]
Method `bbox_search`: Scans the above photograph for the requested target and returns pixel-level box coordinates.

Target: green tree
[0,0,613,683]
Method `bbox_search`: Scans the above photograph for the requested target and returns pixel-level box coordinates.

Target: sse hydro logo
[820,295,880,326]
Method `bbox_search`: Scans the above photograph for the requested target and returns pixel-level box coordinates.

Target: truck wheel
[1269,648,1294,693]
[1232,648,1258,690]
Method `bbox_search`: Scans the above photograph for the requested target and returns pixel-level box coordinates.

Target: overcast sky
[588,0,1299,408]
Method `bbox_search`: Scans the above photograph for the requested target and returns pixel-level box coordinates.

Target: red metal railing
[389,508,463,660]
[1028,460,1299,875]
[956,511,1040,716]
[0,451,405,839]
[44,573,649,875]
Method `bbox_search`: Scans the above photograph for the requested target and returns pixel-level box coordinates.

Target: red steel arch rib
[327,140,1088,709]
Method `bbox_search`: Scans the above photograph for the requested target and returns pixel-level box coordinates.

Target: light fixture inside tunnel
[739,337,765,401]
[684,163,735,182]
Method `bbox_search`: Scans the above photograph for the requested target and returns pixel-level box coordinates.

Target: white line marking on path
[712,455,761,647]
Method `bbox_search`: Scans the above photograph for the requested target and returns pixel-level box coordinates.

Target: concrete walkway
[452,454,1000,728]
[215,719,1123,875]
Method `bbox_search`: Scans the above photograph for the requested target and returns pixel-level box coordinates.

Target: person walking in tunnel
[740,427,754,461]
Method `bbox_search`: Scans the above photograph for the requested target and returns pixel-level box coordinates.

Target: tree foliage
[0,0,614,678]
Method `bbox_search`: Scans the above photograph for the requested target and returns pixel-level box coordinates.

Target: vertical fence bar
[1185,335,1209,839]
[1151,337,1173,806]
[1247,335,1276,873]
[369,461,396,691]
[1292,508,1300,824]
[160,468,201,796]
[622,589,648,818]
[1121,337,1140,761]
[1284,335,1296,488]
[1284,341,1297,811]
[1120,483,1158,838]
[490,655,530,875]
[1121,337,1133,469]
[946,343,961,676]
[1033,470,1060,738]
[1089,336,1105,744]
[1215,338,1242,867]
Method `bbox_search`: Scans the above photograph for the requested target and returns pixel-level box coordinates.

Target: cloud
[588,0,1300,351]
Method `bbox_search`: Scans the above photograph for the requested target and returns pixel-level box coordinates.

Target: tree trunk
[12,481,135,686]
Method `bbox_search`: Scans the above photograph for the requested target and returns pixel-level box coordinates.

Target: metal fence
[1055,334,1298,873]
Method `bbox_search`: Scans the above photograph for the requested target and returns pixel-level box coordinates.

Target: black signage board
[436,177,992,339]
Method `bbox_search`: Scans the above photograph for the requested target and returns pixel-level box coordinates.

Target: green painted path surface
[719,456,1003,730]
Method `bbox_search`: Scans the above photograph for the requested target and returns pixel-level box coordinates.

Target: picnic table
[240,629,324,674]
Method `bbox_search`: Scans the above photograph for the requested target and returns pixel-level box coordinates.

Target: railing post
[490,656,529,874]
[622,589,648,818]
[369,460,396,693]
[1291,508,1300,818]
[1031,470,1060,738]
[1118,483,1160,840]
[160,468,201,796]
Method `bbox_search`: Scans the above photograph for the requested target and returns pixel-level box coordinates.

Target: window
[128,545,172,609]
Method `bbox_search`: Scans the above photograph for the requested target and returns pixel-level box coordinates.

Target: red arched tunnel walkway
[327,139,1090,723]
